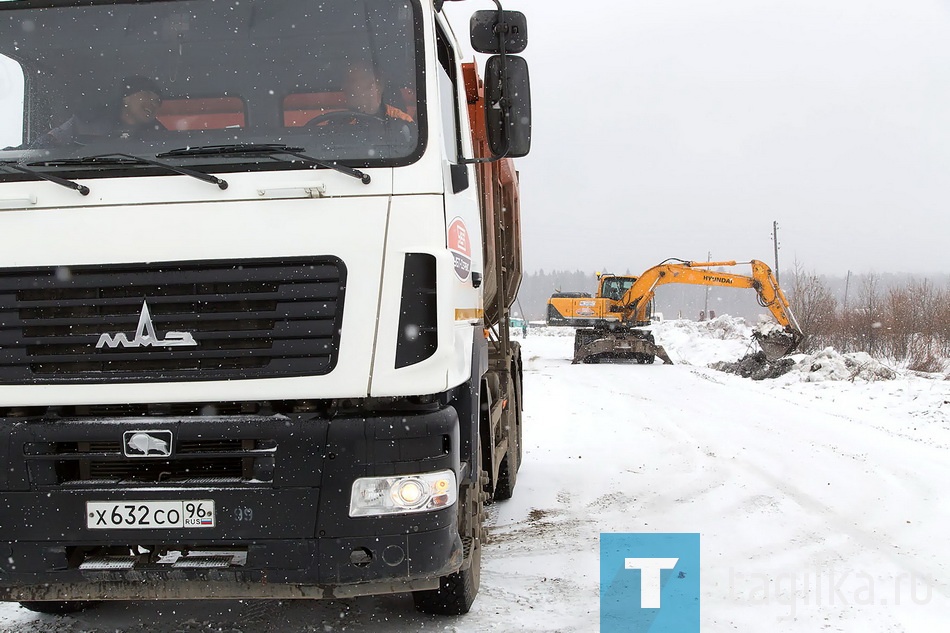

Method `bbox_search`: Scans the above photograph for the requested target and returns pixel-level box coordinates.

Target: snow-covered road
[2,320,948,632]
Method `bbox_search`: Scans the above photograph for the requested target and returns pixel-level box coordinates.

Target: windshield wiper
[158,143,305,157]
[156,144,372,185]
[36,153,228,190]
[0,160,90,196]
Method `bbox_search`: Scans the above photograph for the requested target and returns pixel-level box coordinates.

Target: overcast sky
[448,0,950,277]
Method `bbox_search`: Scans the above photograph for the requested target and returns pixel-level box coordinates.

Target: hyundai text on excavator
[570,259,804,365]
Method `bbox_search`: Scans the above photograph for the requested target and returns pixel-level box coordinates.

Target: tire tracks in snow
[655,366,950,603]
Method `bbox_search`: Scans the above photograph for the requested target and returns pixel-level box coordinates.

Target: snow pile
[529,316,909,384]
[651,316,762,366]
[533,315,756,344]
[751,317,789,337]
[664,314,754,341]
[647,315,898,383]
[531,316,776,367]
[523,325,576,338]
[785,347,897,382]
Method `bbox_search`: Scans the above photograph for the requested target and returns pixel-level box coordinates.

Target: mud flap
[654,345,673,365]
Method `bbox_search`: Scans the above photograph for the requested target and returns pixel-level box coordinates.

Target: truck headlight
[349,470,457,517]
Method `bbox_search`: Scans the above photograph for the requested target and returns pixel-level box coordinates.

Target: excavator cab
[600,277,633,302]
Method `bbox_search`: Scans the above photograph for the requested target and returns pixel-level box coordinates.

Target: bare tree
[788,261,838,352]
[854,273,883,356]
[883,284,915,359]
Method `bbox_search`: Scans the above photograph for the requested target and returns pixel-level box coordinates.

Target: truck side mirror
[484,55,532,158]
[470,10,527,54]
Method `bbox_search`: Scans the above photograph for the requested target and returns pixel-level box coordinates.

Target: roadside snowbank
[650,315,942,384]
[785,348,898,382]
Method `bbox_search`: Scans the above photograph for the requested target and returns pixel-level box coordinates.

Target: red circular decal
[448,217,472,281]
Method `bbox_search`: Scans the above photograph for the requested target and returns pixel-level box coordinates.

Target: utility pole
[843,270,851,311]
[703,250,711,319]
[772,221,781,284]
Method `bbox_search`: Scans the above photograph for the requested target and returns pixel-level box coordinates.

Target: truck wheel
[412,446,485,615]
[492,349,522,502]
[492,451,516,501]
[19,601,99,615]
[513,343,524,465]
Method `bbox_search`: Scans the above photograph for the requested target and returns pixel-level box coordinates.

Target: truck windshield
[0,0,423,175]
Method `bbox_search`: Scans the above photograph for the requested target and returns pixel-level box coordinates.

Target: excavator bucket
[752,328,803,360]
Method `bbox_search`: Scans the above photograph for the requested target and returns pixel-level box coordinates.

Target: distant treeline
[787,266,950,371]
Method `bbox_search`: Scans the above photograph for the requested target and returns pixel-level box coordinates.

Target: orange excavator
[572,259,804,364]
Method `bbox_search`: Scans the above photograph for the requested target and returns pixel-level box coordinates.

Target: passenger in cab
[36,76,165,147]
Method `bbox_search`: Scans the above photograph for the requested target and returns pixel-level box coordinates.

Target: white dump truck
[0,0,530,616]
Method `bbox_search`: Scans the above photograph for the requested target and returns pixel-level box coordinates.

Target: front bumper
[0,405,462,601]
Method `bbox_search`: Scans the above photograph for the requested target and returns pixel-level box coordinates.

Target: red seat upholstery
[157,97,246,131]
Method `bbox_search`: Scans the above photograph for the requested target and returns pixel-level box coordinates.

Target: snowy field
[2,317,948,632]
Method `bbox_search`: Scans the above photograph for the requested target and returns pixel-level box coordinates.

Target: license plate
[86,500,216,529]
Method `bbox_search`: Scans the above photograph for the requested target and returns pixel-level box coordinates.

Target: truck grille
[25,437,277,486]
[0,257,345,383]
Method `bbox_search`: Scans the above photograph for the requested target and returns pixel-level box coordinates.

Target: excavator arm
[616,258,803,358]
[618,260,799,326]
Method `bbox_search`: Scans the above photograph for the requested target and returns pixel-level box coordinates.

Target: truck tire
[513,344,524,465]
[492,449,517,501]
[19,601,99,615]
[491,343,524,501]
[492,346,522,502]
[412,443,485,615]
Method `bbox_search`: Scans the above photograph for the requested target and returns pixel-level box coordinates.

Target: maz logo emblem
[123,430,173,458]
[96,301,197,349]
